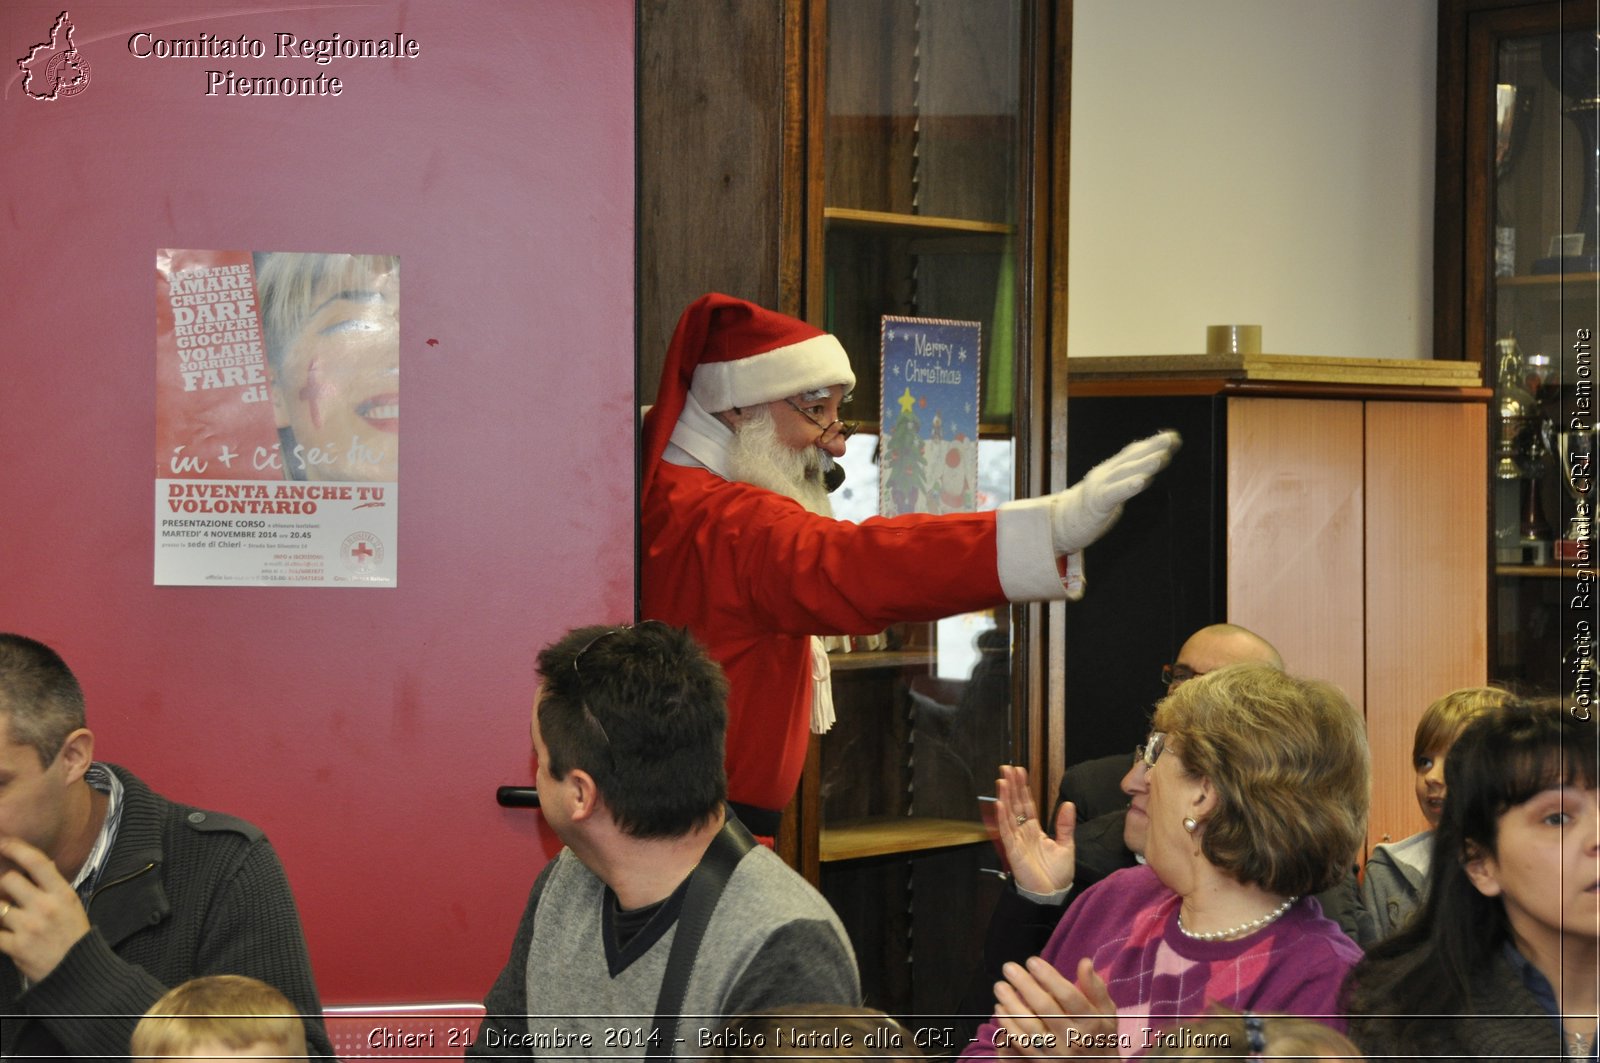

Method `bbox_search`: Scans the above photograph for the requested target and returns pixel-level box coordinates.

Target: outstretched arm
[1049,431,1182,557]
[1050,430,1181,601]
[993,430,1181,603]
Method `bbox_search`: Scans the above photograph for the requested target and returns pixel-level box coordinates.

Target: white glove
[1050,430,1181,556]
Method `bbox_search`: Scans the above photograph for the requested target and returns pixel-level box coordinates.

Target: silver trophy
[1558,426,1599,558]
[1495,338,1536,478]
[1518,418,1554,565]
[1495,338,1540,561]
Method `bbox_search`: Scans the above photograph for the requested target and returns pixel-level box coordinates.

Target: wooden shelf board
[1497,272,1600,288]
[1497,563,1577,579]
[1066,352,1483,389]
[827,649,935,671]
[824,206,1015,236]
[819,816,991,862]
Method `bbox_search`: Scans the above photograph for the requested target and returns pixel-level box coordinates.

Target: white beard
[725,409,834,517]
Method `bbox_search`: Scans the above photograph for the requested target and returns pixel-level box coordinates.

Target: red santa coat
[642,460,1063,815]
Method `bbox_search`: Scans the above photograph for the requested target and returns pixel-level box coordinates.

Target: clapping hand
[993,956,1118,1058]
[994,764,1076,897]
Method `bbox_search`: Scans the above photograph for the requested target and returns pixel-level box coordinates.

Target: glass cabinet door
[802,0,1039,1020]
[1479,10,1599,700]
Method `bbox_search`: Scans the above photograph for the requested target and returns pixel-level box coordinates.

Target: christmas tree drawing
[878,318,981,518]
[881,386,927,514]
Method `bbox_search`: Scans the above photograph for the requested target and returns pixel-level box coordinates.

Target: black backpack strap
[646,815,756,1059]
[726,800,782,838]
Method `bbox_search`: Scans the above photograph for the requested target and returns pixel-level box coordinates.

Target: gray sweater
[470,828,860,1059]
[1357,830,1431,947]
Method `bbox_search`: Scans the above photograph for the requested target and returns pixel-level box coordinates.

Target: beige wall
[1068,0,1437,360]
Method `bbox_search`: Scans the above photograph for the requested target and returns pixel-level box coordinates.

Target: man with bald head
[1168,622,1283,676]
[1055,623,1283,819]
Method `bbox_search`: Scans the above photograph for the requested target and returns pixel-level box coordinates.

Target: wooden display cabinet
[1436,0,1600,699]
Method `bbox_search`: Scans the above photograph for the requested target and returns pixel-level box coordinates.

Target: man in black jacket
[0,633,332,1058]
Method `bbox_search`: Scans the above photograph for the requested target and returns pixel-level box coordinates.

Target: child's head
[1412,686,1511,827]
[131,975,308,1060]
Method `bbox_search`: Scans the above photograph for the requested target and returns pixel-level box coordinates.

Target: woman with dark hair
[1343,698,1598,1061]
[964,664,1369,1057]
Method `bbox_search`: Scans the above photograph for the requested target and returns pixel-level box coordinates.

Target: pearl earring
[1183,816,1198,833]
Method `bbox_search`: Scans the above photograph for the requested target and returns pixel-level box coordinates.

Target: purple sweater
[965,865,1361,1057]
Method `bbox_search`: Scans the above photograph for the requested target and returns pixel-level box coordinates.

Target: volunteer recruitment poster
[878,315,981,518]
[154,249,399,587]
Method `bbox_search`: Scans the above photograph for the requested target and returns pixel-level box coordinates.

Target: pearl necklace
[1176,897,1297,941]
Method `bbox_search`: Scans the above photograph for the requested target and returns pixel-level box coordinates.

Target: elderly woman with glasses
[964,664,1369,1058]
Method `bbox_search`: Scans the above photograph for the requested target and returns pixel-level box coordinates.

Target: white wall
[1067,0,1437,360]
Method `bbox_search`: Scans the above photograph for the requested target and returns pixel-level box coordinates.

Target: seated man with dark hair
[469,622,859,1059]
[0,633,332,1058]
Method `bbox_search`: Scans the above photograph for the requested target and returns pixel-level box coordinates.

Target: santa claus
[640,293,1177,836]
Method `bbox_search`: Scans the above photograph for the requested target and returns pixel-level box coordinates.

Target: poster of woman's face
[256,252,399,482]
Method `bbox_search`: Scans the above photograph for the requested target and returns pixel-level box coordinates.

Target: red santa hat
[640,293,855,495]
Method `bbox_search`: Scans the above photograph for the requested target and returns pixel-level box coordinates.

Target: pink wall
[0,1,634,1002]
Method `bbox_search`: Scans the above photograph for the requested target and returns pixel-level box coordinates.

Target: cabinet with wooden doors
[1061,355,1489,854]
